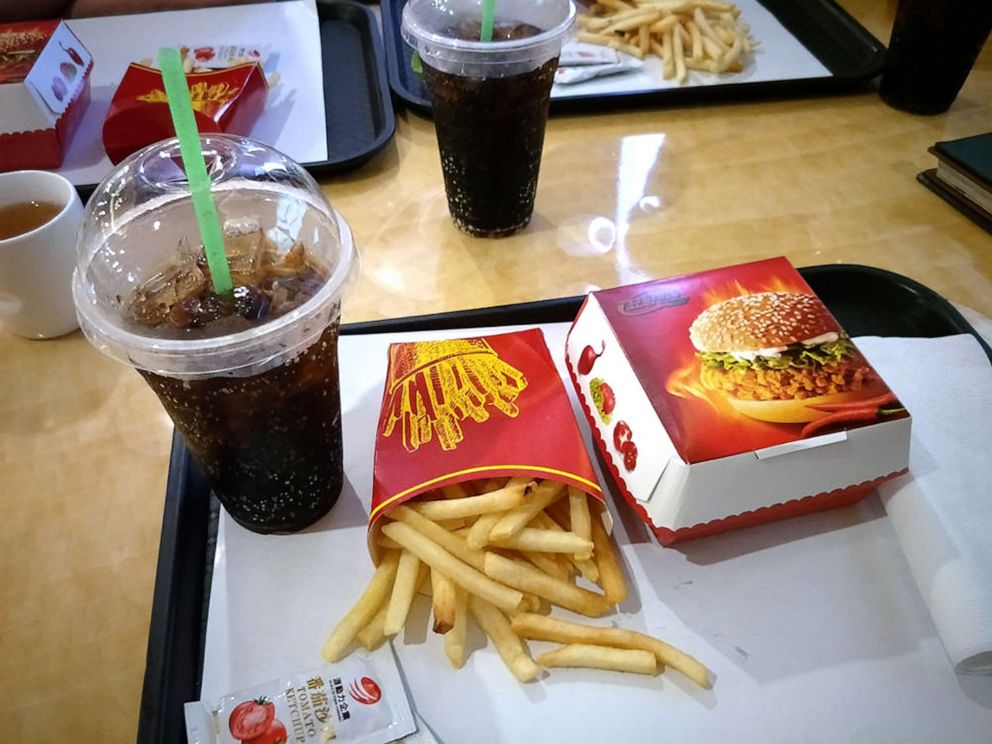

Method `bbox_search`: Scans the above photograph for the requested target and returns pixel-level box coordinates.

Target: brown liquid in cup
[0,200,63,240]
[125,228,343,533]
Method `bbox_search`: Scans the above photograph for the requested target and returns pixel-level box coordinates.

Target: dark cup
[879,0,992,115]
[401,0,575,238]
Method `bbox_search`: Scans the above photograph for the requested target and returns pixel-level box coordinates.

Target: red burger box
[565,257,911,545]
[102,61,267,165]
[0,20,92,171]
[367,329,609,561]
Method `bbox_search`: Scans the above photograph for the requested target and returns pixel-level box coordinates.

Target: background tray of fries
[380,0,884,114]
[134,316,992,744]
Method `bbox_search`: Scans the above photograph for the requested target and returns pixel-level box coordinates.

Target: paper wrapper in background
[101,61,267,164]
[368,329,604,561]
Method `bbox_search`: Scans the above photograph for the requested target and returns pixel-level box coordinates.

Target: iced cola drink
[403,0,574,238]
[73,136,357,534]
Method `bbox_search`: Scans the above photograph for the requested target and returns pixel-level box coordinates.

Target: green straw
[480,0,495,41]
[157,47,233,299]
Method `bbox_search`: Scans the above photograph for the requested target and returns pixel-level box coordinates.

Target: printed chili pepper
[801,405,906,438]
[806,392,898,413]
[577,341,605,375]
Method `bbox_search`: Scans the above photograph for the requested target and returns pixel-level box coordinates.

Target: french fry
[510,613,710,688]
[712,32,743,73]
[389,505,487,571]
[489,480,565,541]
[412,485,527,520]
[672,19,687,83]
[541,504,599,583]
[466,511,503,549]
[384,549,422,636]
[649,14,681,33]
[377,534,403,551]
[688,19,702,59]
[693,6,728,51]
[381,521,525,614]
[603,10,661,34]
[522,550,571,581]
[590,513,628,605]
[490,527,594,554]
[322,550,400,661]
[577,15,609,31]
[354,604,388,651]
[441,483,470,499]
[468,595,542,682]
[661,30,674,79]
[483,553,612,617]
[431,567,457,634]
[444,586,468,668]
[537,643,658,676]
[477,478,507,493]
[568,487,593,560]
[521,592,542,612]
[599,0,634,10]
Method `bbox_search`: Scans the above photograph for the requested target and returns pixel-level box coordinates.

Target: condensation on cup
[73,135,359,533]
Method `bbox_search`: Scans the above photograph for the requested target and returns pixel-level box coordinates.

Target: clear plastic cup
[73,135,358,533]
[402,0,575,238]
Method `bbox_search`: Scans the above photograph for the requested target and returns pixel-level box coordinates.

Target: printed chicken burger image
[688,291,876,423]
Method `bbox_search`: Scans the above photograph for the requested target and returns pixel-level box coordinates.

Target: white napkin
[855,333,992,674]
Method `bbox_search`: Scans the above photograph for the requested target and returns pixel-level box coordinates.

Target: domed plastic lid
[72,134,358,378]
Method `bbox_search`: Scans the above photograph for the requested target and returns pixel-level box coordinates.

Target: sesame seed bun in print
[689,292,877,423]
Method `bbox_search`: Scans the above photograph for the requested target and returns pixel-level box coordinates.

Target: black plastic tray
[137,264,990,743]
[380,0,886,115]
[75,1,394,202]
[308,0,395,174]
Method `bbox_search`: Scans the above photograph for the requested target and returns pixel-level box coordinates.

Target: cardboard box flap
[566,293,681,502]
[26,23,91,116]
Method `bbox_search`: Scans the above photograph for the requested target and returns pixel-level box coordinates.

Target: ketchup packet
[368,328,606,555]
[184,652,417,744]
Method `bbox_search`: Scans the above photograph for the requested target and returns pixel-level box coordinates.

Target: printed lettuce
[699,337,855,372]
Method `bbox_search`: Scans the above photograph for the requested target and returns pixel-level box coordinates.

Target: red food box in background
[566,257,911,545]
[368,329,607,561]
[102,61,267,164]
[0,21,92,171]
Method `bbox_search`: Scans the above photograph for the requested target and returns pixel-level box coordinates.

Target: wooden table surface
[1,2,990,741]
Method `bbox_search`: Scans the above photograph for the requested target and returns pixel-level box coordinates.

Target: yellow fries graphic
[382,339,528,452]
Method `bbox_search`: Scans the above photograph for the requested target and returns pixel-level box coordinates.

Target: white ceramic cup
[0,170,83,339]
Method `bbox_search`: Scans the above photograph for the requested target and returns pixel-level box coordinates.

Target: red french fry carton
[102,61,267,164]
[566,257,911,546]
[368,329,606,561]
[0,21,92,171]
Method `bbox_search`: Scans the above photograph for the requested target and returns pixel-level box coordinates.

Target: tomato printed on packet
[185,651,417,744]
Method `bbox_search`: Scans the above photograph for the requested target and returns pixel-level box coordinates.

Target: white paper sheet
[859,334,992,674]
[552,0,830,99]
[62,0,327,187]
[200,324,992,743]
